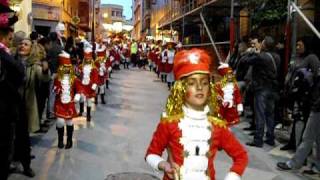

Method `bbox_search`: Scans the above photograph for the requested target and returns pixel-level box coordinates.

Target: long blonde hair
[165,77,219,117]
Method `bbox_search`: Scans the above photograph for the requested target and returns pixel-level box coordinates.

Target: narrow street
[9,68,314,180]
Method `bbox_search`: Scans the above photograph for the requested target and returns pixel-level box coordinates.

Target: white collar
[182,105,209,120]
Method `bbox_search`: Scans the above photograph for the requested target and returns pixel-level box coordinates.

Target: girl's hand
[158,161,179,179]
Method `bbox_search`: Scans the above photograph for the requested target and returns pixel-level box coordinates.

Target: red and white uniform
[54,52,81,119]
[164,48,175,83]
[215,82,242,126]
[54,77,81,119]
[216,64,243,126]
[146,106,248,180]
[95,49,108,86]
[78,64,98,98]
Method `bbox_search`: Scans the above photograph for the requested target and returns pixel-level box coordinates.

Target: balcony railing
[158,0,215,27]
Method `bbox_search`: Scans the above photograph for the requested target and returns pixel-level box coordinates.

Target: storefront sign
[32,4,60,21]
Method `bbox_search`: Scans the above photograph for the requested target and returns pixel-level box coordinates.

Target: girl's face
[62,66,71,74]
[18,39,32,57]
[296,40,305,55]
[184,73,210,111]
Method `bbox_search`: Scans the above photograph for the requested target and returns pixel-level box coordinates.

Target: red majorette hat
[97,48,106,57]
[84,48,93,59]
[173,48,211,80]
[58,51,71,66]
[217,63,233,76]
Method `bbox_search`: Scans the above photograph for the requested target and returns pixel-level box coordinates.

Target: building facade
[99,4,132,38]
[10,0,33,36]
[132,0,142,40]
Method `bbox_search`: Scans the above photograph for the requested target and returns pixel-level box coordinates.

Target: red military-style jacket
[94,59,107,86]
[215,81,242,126]
[78,64,99,98]
[146,116,248,180]
[54,76,81,119]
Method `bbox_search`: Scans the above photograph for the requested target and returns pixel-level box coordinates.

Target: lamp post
[91,0,96,59]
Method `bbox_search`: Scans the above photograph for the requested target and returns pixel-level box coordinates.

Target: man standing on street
[245,36,280,148]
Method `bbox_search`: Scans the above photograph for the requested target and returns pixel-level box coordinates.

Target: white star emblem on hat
[188,53,200,64]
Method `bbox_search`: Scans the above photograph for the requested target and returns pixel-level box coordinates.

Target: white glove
[74,94,81,102]
[224,172,241,180]
[237,104,243,113]
[91,83,97,90]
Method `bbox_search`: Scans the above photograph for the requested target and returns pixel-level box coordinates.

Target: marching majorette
[215,63,243,126]
[145,48,248,180]
[121,44,130,69]
[54,52,81,149]
[163,42,176,90]
[154,44,162,78]
[94,47,107,104]
[78,48,99,121]
[159,43,167,82]
[110,44,121,70]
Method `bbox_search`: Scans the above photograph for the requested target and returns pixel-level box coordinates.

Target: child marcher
[54,52,81,149]
[145,48,248,180]
[215,63,243,126]
[77,48,98,121]
[94,47,107,104]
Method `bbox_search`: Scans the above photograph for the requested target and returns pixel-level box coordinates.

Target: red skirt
[164,63,173,73]
[78,84,96,98]
[55,101,77,119]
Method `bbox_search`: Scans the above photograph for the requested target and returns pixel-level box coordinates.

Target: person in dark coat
[0,5,24,179]
[277,67,320,174]
[245,36,281,148]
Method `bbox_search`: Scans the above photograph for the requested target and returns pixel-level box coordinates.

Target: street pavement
[9,67,318,180]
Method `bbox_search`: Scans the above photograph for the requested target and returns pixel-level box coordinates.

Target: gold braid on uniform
[57,65,76,84]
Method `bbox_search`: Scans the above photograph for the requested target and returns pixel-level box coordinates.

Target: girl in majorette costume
[77,48,99,121]
[54,52,82,149]
[163,42,176,90]
[110,44,121,70]
[215,63,243,126]
[160,43,168,82]
[122,44,130,69]
[94,47,108,104]
[105,50,112,88]
[145,49,248,180]
[155,45,162,78]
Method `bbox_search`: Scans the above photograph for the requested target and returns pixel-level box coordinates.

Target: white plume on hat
[218,63,229,69]
[84,47,93,53]
[55,22,65,32]
[59,51,70,58]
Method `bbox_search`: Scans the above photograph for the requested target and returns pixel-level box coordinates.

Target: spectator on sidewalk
[277,66,320,174]
[245,36,281,148]
[0,6,24,179]
[281,36,320,151]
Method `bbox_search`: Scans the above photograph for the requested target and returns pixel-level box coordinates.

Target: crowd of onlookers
[227,35,320,176]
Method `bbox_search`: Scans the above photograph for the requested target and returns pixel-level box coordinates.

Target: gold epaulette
[160,112,183,123]
[207,116,227,129]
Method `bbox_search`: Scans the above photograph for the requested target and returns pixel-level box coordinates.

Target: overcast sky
[101,0,132,20]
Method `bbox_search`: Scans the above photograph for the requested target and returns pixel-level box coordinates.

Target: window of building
[112,11,116,17]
